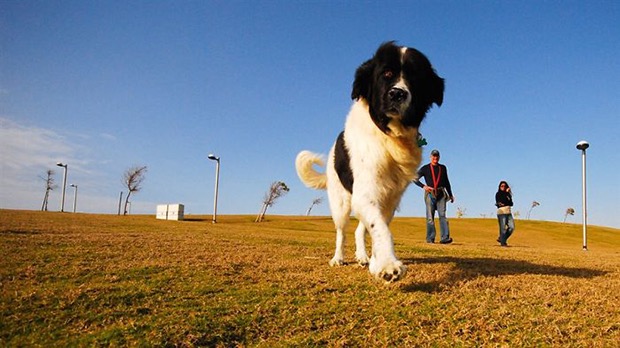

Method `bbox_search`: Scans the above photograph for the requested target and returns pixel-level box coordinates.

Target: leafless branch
[256,181,289,222]
[122,165,148,215]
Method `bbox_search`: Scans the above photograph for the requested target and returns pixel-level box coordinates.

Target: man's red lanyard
[430,164,441,196]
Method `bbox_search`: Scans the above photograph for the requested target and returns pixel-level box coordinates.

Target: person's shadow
[400,256,609,293]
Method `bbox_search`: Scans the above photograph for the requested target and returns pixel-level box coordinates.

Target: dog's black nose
[388,87,408,103]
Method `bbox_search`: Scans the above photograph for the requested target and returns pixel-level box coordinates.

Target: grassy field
[1,209,619,347]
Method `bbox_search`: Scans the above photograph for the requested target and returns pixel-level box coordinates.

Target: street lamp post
[118,191,124,215]
[576,140,589,251]
[56,162,68,212]
[70,184,78,213]
[208,154,220,223]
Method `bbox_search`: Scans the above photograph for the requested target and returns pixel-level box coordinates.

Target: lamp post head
[70,184,77,188]
[208,154,220,161]
[56,162,67,167]
[576,140,589,151]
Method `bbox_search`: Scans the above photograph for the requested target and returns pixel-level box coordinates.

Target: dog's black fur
[334,131,354,193]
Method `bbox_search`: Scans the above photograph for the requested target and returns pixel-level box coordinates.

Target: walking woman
[495,181,515,246]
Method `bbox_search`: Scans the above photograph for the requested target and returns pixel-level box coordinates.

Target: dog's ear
[351,59,374,100]
[430,74,445,107]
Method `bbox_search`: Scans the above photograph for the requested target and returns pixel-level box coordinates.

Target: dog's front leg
[353,200,407,283]
[368,221,407,283]
[354,222,370,266]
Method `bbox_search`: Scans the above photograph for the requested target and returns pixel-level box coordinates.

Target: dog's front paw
[329,256,345,267]
[355,252,370,267]
[369,257,407,283]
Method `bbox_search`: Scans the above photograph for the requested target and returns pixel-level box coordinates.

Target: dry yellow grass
[1,209,619,347]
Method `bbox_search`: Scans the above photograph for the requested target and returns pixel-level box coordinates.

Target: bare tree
[256,181,289,222]
[39,169,56,211]
[513,211,521,219]
[526,201,540,220]
[563,207,575,223]
[122,165,148,215]
[305,197,323,216]
[456,206,467,218]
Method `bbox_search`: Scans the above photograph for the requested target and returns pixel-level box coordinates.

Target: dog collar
[417,133,427,148]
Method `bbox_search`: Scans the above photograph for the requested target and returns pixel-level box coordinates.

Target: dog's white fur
[296,83,421,283]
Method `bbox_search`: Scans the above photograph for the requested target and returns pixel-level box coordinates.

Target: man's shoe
[501,243,508,247]
[440,238,453,244]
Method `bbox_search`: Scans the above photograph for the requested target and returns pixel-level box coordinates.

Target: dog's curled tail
[295,151,327,190]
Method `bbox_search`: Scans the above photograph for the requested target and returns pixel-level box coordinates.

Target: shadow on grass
[182,218,210,222]
[401,256,609,293]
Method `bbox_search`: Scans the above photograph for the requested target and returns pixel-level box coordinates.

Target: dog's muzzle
[388,87,408,103]
[387,87,410,115]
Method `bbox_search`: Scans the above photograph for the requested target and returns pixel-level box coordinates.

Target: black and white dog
[296,42,444,283]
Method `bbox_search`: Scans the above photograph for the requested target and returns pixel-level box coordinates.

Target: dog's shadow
[400,256,609,293]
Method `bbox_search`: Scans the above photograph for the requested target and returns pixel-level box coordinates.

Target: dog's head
[351,41,444,134]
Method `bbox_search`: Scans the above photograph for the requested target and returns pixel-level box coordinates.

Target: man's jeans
[424,191,450,243]
[497,213,515,244]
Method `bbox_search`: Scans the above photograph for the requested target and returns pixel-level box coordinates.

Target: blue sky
[1,1,619,228]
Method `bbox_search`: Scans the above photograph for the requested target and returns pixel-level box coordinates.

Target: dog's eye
[383,70,394,79]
